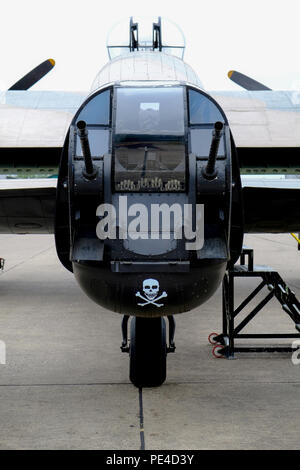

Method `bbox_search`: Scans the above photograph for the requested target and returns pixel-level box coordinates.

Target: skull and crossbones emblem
[136,278,167,307]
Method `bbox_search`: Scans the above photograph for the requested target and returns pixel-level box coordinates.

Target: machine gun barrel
[76,120,96,179]
[203,121,224,180]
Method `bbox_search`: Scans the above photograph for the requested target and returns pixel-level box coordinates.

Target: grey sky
[1,0,299,91]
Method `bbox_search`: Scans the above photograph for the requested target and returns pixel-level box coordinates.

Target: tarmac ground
[0,233,300,450]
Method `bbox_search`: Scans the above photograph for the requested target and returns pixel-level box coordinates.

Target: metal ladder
[211,247,300,357]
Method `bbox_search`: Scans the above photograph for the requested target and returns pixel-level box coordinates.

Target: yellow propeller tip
[228,70,234,78]
[49,58,55,66]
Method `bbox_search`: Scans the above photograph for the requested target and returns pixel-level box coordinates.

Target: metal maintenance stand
[210,247,300,358]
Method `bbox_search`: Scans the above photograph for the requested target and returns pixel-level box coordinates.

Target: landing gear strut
[121,315,176,387]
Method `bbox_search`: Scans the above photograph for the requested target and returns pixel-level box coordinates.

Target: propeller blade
[8,58,55,91]
[228,70,271,91]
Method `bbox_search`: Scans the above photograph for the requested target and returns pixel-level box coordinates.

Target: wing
[1,89,300,235]
[0,89,86,179]
[0,90,86,147]
[210,90,300,234]
[211,90,300,149]
[0,179,56,234]
[241,175,300,233]
[0,90,86,234]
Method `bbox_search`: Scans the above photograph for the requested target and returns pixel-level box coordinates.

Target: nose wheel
[129,317,166,388]
[121,315,175,388]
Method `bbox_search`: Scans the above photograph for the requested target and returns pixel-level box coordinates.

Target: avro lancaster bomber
[0,17,300,387]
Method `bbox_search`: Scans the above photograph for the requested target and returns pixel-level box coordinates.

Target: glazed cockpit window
[115,87,184,135]
[190,128,225,157]
[189,89,224,125]
[114,86,186,192]
[76,128,109,157]
[188,89,226,158]
[76,90,110,125]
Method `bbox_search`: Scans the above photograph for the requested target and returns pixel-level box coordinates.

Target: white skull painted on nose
[143,278,159,300]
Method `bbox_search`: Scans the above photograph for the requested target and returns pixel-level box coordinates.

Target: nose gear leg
[120,315,130,352]
[167,315,176,353]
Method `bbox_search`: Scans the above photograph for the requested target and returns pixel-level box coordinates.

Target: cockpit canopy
[106,16,186,60]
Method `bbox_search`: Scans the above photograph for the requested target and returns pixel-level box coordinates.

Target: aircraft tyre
[129,316,167,388]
